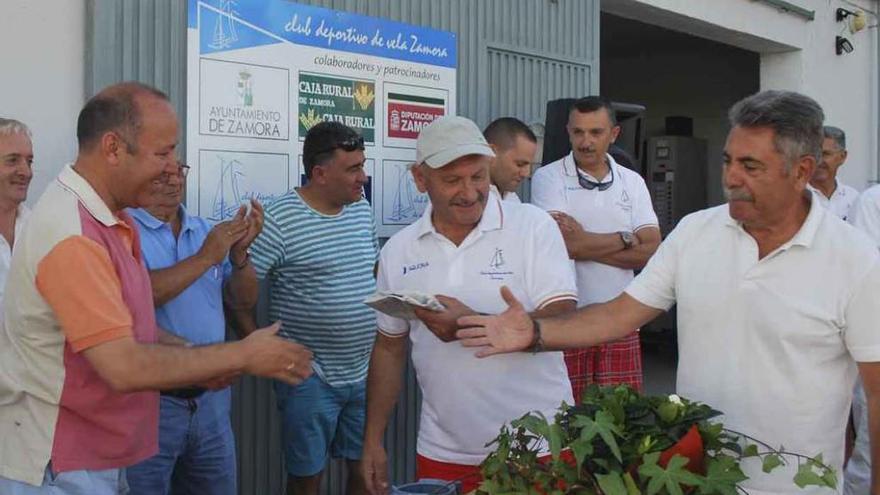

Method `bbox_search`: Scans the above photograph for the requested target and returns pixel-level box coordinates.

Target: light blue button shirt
[128,206,232,345]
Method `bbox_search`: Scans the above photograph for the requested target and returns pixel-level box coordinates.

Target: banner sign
[187,0,456,235]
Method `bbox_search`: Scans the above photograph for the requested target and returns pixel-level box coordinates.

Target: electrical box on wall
[647,136,708,237]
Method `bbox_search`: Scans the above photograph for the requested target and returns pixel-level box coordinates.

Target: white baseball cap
[416,115,495,168]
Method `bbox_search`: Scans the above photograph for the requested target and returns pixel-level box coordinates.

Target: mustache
[450,191,486,207]
[724,187,754,202]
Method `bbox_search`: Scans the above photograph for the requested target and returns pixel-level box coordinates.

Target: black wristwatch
[619,231,636,250]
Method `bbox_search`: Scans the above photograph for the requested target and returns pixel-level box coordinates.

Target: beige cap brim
[422,143,496,169]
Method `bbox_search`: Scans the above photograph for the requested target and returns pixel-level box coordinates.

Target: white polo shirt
[850,184,880,242]
[531,152,658,305]
[376,195,577,465]
[625,194,880,494]
[808,180,859,220]
[844,185,880,495]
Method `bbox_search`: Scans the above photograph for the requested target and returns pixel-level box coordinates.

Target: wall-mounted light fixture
[835,8,867,55]
[837,8,868,33]
[836,35,854,55]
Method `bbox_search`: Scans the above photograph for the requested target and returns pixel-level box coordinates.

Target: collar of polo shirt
[724,189,823,250]
[415,194,505,240]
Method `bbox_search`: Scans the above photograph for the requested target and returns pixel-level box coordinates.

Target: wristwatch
[619,231,636,250]
[528,318,544,354]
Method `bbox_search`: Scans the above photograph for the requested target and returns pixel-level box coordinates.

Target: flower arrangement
[477,385,837,494]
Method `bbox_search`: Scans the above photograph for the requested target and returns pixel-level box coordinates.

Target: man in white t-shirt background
[360,116,577,494]
[844,186,880,495]
[809,125,859,220]
[482,117,538,203]
[531,96,660,401]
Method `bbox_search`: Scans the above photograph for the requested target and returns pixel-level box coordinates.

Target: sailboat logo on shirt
[489,248,506,269]
[616,188,632,212]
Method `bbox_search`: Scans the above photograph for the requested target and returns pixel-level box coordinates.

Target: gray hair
[728,90,824,171]
[0,118,32,138]
[823,126,846,150]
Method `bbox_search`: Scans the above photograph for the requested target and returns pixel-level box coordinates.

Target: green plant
[477,385,837,494]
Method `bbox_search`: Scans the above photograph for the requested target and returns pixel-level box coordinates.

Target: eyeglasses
[153,162,190,185]
[576,165,614,191]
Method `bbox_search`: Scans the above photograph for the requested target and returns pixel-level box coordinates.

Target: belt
[160,386,206,400]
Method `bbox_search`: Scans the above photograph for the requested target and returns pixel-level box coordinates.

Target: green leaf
[570,437,593,468]
[793,463,827,488]
[548,423,563,460]
[639,453,701,495]
[761,453,783,473]
[514,414,550,438]
[596,472,629,495]
[698,455,747,495]
[574,411,623,462]
[742,444,759,458]
[622,472,641,495]
[821,469,838,489]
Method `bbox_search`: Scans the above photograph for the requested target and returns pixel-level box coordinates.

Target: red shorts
[564,331,643,404]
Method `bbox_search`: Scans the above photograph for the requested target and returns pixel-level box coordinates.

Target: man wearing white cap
[360,115,578,494]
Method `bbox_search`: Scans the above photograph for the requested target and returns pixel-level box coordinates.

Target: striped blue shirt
[251,189,378,386]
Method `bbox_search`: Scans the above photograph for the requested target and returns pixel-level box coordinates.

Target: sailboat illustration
[211,157,245,220]
[489,248,505,269]
[209,0,239,50]
[389,163,427,222]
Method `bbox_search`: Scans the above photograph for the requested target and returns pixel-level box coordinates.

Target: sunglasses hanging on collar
[576,164,614,191]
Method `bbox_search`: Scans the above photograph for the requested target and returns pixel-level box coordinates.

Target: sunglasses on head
[315,135,365,155]
[576,165,614,191]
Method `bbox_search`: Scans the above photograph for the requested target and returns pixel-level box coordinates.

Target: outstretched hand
[455,286,535,357]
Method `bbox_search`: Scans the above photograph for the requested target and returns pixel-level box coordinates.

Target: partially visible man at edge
[0,118,34,322]
[0,82,311,494]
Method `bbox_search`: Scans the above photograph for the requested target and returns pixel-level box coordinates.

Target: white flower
[668,394,683,406]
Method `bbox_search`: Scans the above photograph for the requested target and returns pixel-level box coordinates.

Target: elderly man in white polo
[360,115,578,494]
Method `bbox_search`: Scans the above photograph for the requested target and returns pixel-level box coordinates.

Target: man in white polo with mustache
[360,115,578,494]
[457,90,880,495]
[532,96,660,402]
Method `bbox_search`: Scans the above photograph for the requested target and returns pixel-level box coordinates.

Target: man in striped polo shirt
[250,121,377,495]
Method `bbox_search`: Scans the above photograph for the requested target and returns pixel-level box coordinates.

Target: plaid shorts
[564,331,642,404]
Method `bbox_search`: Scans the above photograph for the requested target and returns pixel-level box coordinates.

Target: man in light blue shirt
[126,160,264,495]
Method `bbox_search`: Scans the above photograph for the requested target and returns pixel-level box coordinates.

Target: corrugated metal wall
[85,1,598,493]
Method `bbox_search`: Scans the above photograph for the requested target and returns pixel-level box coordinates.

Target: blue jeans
[0,465,127,494]
[126,389,236,495]
[274,376,366,477]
